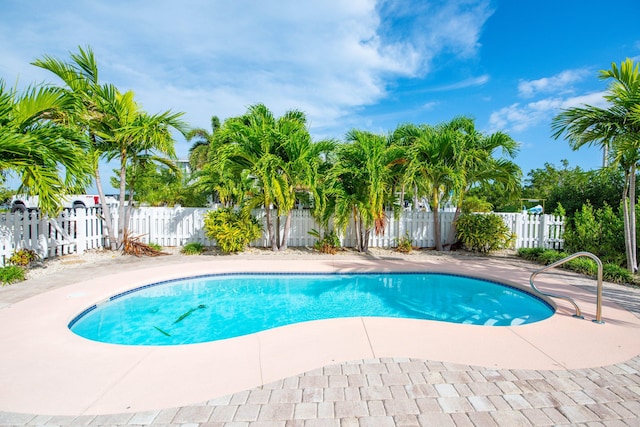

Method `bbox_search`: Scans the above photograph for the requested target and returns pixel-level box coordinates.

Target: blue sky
[2,0,639,193]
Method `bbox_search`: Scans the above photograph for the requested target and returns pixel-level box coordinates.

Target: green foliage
[516,247,546,262]
[563,202,625,265]
[455,213,513,253]
[603,263,634,284]
[0,265,25,285]
[538,250,567,265]
[181,242,204,255]
[460,195,493,213]
[148,242,163,252]
[517,248,637,285]
[395,233,413,253]
[204,208,262,253]
[553,203,566,217]
[8,249,39,267]
[565,257,598,275]
[309,229,341,254]
[523,162,624,217]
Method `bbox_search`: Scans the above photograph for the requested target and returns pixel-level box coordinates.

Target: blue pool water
[69,273,554,346]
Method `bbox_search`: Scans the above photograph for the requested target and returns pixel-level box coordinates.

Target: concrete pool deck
[1,249,640,425]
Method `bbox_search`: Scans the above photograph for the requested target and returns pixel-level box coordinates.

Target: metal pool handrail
[529,251,604,324]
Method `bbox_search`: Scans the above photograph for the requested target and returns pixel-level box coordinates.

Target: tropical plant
[203,208,262,253]
[8,249,39,267]
[34,46,188,248]
[0,81,92,215]
[214,104,333,251]
[395,120,465,250]
[93,84,187,246]
[328,130,403,252]
[181,242,204,255]
[395,233,413,253]
[187,116,220,172]
[32,46,117,234]
[455,213,513,253]
[552,58,640,272]
[308,228,341,254]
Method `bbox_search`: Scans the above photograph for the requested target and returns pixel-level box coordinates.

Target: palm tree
[329,130,403,252]
[443,118,521,247]
[216,104,332,251]
[0,81,91,215]
[396,120,465,251]
[32,46,121,246]
[552,58,640,272]
[187,115,220,171]
[93,84,188,247]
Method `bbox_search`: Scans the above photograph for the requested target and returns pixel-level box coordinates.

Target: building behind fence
[0,207,565,264]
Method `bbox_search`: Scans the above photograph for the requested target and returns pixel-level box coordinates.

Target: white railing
[0,207,564,264]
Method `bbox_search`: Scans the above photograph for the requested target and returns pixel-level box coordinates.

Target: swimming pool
[69,272,554,345]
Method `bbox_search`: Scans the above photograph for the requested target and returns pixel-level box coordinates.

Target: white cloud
[518,69,590,98]
[0,0,492,148]
[489,91,606,133]
[427,74,490,92]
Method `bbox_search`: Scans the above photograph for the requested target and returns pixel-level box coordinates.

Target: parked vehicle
[10,194,118,213]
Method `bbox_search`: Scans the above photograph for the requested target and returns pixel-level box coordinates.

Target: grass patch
[181,242,204,255]
[0,265,25,285]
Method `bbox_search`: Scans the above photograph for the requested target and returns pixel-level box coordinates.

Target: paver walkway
[1,250,640,426]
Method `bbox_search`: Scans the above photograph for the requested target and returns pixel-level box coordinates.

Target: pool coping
[1,257,639,415]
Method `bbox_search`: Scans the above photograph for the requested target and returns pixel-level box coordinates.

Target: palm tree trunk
[432,188,442,251]
[623,170,634,272]
[264,204,277,251]
[93,162,117,250]
[353,207,362,252]
[117,152,128,248]
[630,164,638,272]
[280,210,292,251]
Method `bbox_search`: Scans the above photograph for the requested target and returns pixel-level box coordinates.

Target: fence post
[76,209,86,255]
[538,214,547,249]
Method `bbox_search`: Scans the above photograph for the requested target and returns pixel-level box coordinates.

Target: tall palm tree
[216,104,332,251]
[0,81,91,215]
[397,120,465,251]
[444,119,521,247]
[329,130,403,252]
[552,58,640,272]
[32,46,120,246]
[93,84,187,246]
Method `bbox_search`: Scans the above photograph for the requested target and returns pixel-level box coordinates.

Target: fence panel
[1,208,565,263]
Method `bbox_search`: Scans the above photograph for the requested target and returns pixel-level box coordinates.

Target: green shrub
[563,202,625,265]
[8,249,39,267]
[395,233,413,253]
[309,229,341,254]
[603,263,634,284]
[517,247,546,262]
[204,208,262,254]
[181,242,204,255]
[148,242,163,252]
[455,213,513,253]
[565,257,598,276]
[0,265,25,285]
[538,250,568,265]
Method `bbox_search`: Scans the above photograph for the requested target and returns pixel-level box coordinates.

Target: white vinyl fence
[0,207,565,265]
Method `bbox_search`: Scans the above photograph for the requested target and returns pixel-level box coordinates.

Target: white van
[10,194,118,213]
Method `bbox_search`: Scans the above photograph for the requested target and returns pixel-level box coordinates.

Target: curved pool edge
[67,270,557,345]
[0,258,639,415]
